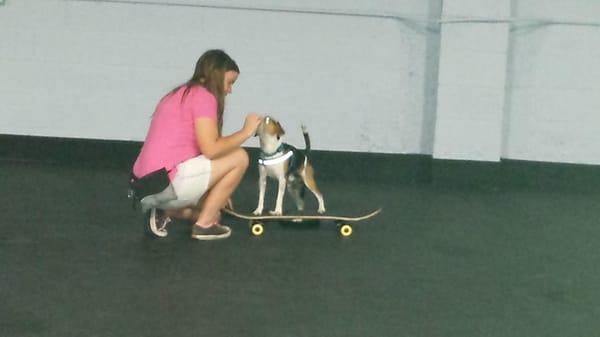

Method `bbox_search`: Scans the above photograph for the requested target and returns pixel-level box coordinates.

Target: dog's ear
[275,122,285,136]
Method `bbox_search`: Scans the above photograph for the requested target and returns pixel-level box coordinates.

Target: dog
[253,116,326,216]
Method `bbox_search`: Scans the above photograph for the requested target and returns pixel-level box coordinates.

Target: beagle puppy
[253,116,326,216]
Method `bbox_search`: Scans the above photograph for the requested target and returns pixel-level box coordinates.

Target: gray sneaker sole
[149,208,168,238]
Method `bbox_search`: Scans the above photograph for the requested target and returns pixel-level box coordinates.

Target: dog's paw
[317,207,326,214]
[252,208,263,215]
[269,210,283,216]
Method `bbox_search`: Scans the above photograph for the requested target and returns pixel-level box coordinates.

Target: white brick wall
[0,0,433,154]
[433,0,510,161]
[504,0,600,164]
[2,0,600,165]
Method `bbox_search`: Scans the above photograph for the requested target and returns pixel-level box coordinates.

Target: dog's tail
[301,124,311,156]
[300,124,311,178]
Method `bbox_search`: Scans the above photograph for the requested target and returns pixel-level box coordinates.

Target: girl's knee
[235,148,249,170]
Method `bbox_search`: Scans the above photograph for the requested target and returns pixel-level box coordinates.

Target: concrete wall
[432,0,511,161]
[504,0,600,165]
[0,0,437,154]
[1,0,600,165]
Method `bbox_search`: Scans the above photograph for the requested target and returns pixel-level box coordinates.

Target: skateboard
[222,207,382,237]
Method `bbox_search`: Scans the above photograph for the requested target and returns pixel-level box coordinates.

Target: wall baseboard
[2,134,599,191]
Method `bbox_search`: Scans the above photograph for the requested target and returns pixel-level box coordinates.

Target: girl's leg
[195,148,249,227]
[165,196,222,223]
[165,207,199,222]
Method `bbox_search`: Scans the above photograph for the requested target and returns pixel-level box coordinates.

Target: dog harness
[258,143,305,176]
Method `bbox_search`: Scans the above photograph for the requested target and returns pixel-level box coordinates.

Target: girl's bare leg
[195,148,249,227]
[165,207,200,222]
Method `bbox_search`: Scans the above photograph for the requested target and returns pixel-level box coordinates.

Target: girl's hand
[243,113,262,138]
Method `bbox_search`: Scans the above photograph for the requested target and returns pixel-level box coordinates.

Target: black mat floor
[2,160,600,337]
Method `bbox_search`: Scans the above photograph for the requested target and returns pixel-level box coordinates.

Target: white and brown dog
[253,116,326,216]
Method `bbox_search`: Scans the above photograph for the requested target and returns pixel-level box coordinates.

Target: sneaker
[147,208,171,238]
[191,224,231,240]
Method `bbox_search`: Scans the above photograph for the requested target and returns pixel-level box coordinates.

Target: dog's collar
[260,144,285,158]
[259,145,293,166]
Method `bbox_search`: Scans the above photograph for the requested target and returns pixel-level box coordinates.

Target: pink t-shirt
[133,85,217,180]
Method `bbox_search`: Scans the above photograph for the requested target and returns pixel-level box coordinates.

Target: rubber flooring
[2,160,600,337]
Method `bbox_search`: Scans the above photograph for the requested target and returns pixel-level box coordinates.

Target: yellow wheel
[250,222,264,236]
[339,224,353,237]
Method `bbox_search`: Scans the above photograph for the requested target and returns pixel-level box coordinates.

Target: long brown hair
[175,50,239,133]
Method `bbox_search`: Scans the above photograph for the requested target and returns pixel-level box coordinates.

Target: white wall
[432,0,511,161]
[2,0,600,165]
[0,0,436,154]
[503,0,600,165]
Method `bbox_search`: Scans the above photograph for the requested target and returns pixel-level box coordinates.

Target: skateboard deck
[222,207,381,237]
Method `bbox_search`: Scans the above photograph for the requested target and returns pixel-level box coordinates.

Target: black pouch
[128,168,170,209]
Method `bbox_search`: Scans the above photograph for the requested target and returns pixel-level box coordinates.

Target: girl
[132,50,261,240]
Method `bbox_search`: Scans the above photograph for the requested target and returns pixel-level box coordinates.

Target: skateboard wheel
[339,224,353,237]
[251,223,264,236]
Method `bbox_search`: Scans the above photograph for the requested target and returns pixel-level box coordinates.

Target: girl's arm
[195,114,261,160]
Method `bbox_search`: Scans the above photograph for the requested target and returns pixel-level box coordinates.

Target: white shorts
[161,155,212,209]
